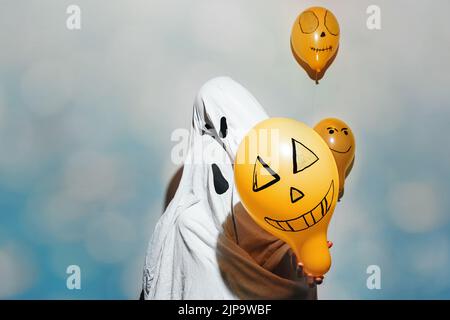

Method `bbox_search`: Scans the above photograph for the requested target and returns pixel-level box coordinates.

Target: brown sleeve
[216,202,317,300]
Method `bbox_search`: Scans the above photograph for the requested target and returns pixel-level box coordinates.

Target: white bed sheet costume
[142,77,316,300]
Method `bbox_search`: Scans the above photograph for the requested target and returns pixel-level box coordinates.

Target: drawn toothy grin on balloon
[310,45,332,53]
[265,180,334,232]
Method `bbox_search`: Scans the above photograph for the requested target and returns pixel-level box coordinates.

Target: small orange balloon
[291,7,340,83]
[234,118,339,277]
[314,118,355,200]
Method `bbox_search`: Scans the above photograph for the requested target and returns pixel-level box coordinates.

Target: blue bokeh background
[0,0,449,299]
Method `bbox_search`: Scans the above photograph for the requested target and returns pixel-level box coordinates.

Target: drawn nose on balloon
[290,187,305,203]
[320,31,326,37]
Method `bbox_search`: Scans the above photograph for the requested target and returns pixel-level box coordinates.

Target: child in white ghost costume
[142,77,317,300]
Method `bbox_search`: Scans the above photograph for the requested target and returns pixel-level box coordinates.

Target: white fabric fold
[143,77,268,299]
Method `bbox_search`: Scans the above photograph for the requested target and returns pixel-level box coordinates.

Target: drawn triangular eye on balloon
[292,138,319,173]
[252,156,281,192]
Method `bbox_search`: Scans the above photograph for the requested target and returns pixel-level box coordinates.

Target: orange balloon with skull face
[291,7,340,82]
[234,118,339,277]
[314,118,355,200]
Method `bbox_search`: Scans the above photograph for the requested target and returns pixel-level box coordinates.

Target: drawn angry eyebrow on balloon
[292,138,319,173]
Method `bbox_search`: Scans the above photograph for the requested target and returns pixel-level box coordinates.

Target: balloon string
[229,159,239,245]
[311,80,317,119]
[230,183,239,245]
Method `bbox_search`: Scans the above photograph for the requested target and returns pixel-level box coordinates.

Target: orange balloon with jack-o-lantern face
[291,7,340,82]
[234,118,339,277]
